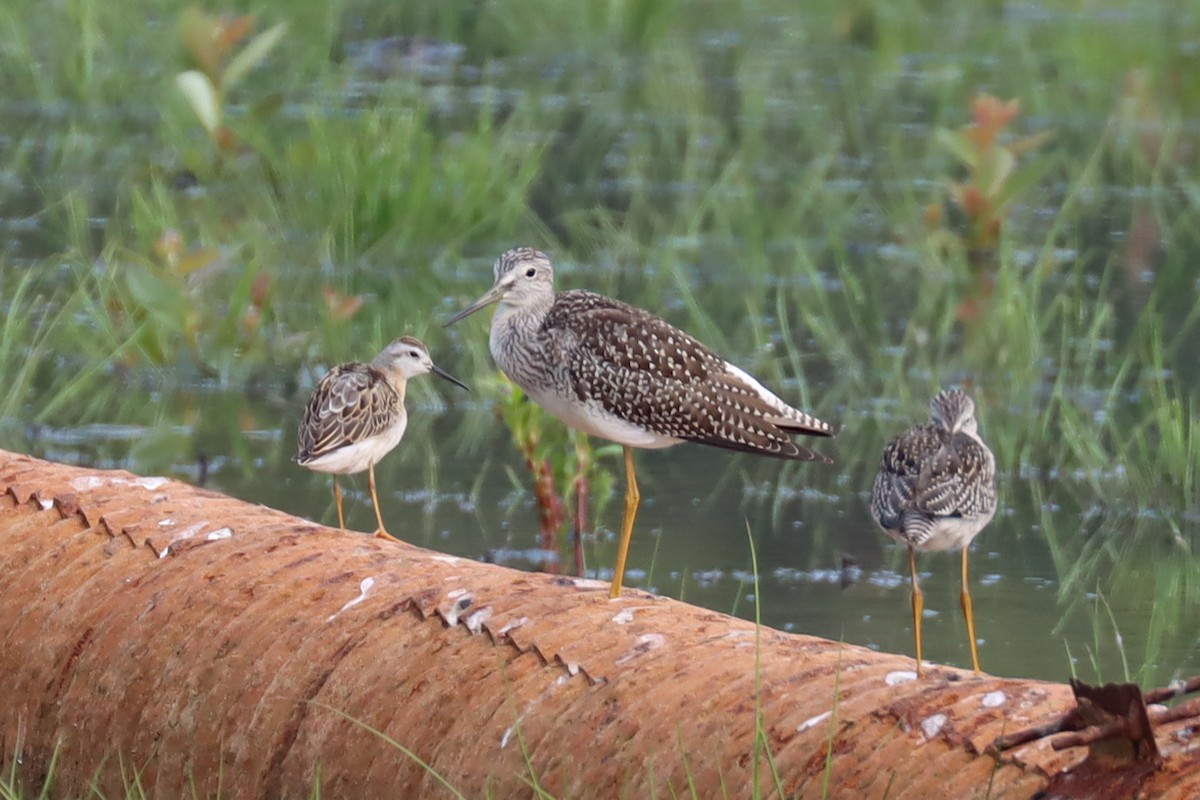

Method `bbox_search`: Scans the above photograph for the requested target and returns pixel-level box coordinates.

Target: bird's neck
[489,295,554,385]
[377,368,409,403]
[493,293,552,333]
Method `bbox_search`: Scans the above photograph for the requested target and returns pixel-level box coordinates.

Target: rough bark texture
[0,449,1197,798]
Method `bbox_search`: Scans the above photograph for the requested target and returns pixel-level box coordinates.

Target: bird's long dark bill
[443,285,504,326]
[431,364,470,391]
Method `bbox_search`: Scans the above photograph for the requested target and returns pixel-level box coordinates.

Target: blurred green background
[1,0,1198,685]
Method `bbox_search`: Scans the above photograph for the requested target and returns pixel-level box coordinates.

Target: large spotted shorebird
[445,247,834,597]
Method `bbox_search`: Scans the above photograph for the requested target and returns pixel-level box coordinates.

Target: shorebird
[295,336,468,540]
[445,247,834,597]
[870,388,997,676]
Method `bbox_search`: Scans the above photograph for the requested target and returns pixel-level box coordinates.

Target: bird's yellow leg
[961,547,981,674]
[368,462,400,542]
[332,477,346,530]
[910,545,924,678]
[610,446,640,598]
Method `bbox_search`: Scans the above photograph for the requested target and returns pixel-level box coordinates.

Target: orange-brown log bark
[0,449,1197,798]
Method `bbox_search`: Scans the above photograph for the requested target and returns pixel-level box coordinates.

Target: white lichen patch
[430,554,462,565]
[920,713,948,740]
[205,527,233,541]
[464,606,493,634]
[798,711,832,732]
[571,577,609,590]
[885,670,918,686]
[326,577,376,622]
[496,617,529,638]
[611,608,635,625]
[157,521,209,558]
[441,591,474,626]
[70,475,168,492]
[615,633,666,666]
[158,518,176,527]
[981,690,1007,708]
[37,497,54,510]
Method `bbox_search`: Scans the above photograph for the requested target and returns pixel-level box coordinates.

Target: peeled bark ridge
[0,449,1197,798]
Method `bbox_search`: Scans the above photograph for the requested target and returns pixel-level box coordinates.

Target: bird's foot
[372,528,401,542]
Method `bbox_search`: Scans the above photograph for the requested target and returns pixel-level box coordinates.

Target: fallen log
[0,449,1197,798]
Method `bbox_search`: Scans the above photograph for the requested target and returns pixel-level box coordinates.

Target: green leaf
[175,70,221,133]
[179,6,220,78]
[125,265,184,333]
[981,146,1016,200]
[934,127,978,169]
[174,247,221,276]
[223,22,287,92]
[991,155,1053,213]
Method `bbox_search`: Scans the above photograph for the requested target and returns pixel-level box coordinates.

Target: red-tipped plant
[931,94,1051,250]
[175,7,287,154]
[927,93,1051,320]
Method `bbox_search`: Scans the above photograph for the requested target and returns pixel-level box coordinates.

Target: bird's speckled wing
[913,432,996,517]
[296,363,400,463]
[871,425,996,531]
[870,423,941,531]
[543,290,828,461]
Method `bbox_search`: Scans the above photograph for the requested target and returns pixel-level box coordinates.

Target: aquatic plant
[492,377,616,576]
[174,7,287,155]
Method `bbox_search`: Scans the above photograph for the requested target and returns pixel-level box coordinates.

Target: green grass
[4,0,1197,432]
[0,749,324,800]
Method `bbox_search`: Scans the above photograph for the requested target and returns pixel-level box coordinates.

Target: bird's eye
[409,351,420,358]
[525,268,536,278]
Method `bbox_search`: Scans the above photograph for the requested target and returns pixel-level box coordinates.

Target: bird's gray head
[493,247,554,286]
[372,336,469,389]
[444,247,555,326]
[930,388,977,436]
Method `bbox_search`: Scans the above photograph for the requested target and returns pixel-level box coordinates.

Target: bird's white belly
[529,389,681,449]
[302,420,408,475]
[886,511,994,552]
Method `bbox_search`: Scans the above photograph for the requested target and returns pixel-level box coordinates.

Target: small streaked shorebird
[445,247,834,597]
[295,336,468,540]
[870,388,997,676]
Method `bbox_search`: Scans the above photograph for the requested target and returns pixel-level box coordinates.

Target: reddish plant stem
[573,474,588,578]
[527,457,563,572]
